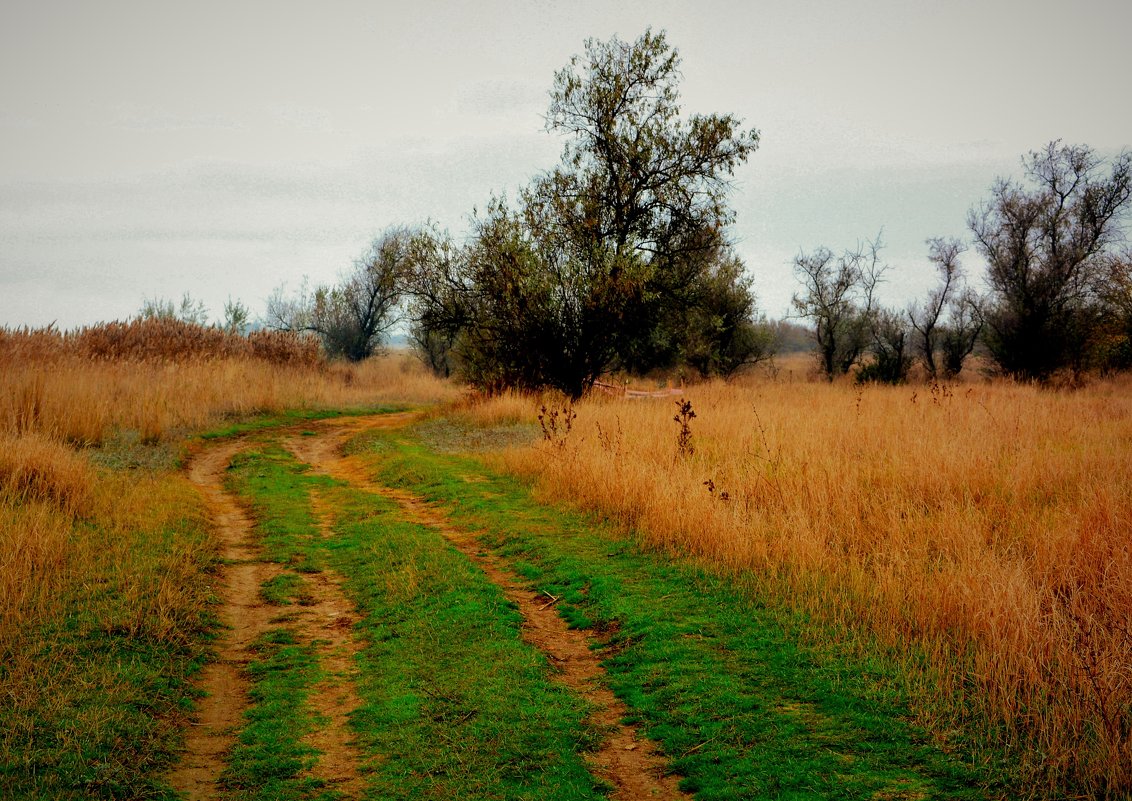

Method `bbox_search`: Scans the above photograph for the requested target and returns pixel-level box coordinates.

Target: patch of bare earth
[171,434,370,800]
[287,414,690,801]
[168,440,284,799]
[288,487,366,798]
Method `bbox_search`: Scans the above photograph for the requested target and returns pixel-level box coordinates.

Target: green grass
[222,629,333,801]
[224,440,606,800]
[197,405,410,441]
[0,481,215,800]
[351,428,1006,800]
[229,445,338,571]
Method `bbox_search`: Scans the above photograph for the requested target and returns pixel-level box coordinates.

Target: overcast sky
[2,0,1129,329]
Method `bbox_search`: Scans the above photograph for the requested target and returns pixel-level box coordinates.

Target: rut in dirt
[285,414,691,801]
[167,440,278,799]
[169,436,366,800]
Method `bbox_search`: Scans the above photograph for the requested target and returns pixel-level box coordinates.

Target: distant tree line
[257,30,1131,390]
[792,141,1132,383]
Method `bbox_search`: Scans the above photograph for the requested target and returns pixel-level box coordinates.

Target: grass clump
[222,630,331,801]
[0,466,215,800]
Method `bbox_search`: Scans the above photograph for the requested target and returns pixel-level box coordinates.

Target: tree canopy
[971,141,1132,380]
[405,30,764,397]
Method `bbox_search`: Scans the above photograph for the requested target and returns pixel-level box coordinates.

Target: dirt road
[170,413,686,800]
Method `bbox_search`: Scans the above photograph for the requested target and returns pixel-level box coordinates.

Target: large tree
[407,30,761,398]
[970,141,1132,380]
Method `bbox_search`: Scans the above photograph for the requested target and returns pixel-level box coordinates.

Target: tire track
[168,440,283,799]
[170,436,367,800]
[284,415,691,801]
[292,490,366,799]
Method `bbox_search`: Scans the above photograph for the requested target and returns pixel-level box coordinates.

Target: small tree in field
[220,297,251,336]
[938,287,983,378]
[906,237,984,379]
[139,292,208,326]
[268,227,411,361]
[908,238,963,379]
[857,308,912,384]
[791,236,886,380]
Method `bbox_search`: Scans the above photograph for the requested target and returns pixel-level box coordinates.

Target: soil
[169,435,368,799]
[288,555,366,798]
[171,411,688,800]
[167,440,284,799]
[285,414,690,801]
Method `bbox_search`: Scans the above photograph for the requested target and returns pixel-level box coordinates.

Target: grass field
[1,327,1128,799]
[460,367,1132,798]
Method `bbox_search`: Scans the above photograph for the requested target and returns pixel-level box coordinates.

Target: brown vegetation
[0,321,459,787]
[464,368,1132,797]
[0,321,459,445]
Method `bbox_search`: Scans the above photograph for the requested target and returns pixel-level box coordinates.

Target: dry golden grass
[0,318,322,365]
[0,322,458,716]
[0,449,210,642]
[0,431,94,515]
[466,371,1132,797]
[1,344,460,446]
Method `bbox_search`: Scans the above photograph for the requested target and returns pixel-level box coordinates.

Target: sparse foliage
[269,228,411,361]
[908,238,963,378]
[791,236,886,380]
[220,297,251,336]
[138,292,209,326]
[402,226,467,379]
[939,288,984,378]
[905,238,983,379]
[971,141,1132,380]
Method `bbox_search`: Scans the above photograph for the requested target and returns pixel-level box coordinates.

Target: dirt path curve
[285,413,691,801]
[167,440,284,799]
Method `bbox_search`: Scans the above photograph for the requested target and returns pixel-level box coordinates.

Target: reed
[1,322,459,444]
[467,373,1132,797]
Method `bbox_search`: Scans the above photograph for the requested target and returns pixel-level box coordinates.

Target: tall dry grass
[468,373,1132,798]
[0,320,459,713]
[0,317,323,365]
[1,322,460,444]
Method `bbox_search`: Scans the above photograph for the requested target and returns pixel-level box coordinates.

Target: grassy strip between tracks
[349,423,1009,801]
[224,439,606,800]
